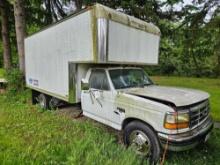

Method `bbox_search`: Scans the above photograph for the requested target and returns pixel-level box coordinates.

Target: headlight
[164,112,189,129]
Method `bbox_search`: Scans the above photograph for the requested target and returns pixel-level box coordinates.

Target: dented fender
[115,92,175,134]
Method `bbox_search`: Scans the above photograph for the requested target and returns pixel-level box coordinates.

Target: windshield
[109,69,153,89]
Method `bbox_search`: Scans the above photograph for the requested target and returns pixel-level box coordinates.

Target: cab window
[89,69,110,90]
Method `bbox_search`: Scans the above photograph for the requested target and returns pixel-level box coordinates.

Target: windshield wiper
[119,83,152,89]
[119,84,137,89]
[143,83,153,86]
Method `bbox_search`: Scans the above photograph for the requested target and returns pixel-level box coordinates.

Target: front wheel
[124,121,161,164]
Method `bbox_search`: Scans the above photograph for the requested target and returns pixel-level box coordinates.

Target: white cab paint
[81,67,209,135]
[81,69,122,130]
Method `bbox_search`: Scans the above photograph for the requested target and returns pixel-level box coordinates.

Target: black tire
[124,121,161,164]
[32,90,39,105]
[48,97,60,110]
[37,93,50,110]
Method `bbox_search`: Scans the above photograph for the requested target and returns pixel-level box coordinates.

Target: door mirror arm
[81,78,89,90]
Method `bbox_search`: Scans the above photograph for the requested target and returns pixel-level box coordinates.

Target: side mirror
[81,78,89,90]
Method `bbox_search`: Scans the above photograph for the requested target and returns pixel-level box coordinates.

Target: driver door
[81,69,121,129]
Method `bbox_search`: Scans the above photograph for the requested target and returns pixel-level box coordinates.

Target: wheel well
[31,90,52,104]
[32,90,40,104]
[122,118,156,132]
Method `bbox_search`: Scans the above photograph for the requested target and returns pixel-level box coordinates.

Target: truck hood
[124,85,209,107]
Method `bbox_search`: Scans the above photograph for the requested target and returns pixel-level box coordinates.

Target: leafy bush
[6,68,25,95]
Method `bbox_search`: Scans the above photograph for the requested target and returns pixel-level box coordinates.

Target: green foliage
[0,68,6,78]
[6,68,25,95]
[0,41,3,68]
[27,24,41,36]
[151,76,220,121]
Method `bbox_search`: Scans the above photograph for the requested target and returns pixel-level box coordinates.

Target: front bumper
[158,116,213,151]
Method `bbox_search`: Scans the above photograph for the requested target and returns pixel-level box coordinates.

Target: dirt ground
[56,105,124,144]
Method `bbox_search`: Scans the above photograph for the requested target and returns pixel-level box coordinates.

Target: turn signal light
[164,112,189,130]
[164,122,189,129]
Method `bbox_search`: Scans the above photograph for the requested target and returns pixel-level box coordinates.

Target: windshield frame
[108,68,154,90]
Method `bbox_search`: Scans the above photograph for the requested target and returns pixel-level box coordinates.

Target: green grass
[0,76,220,164]
[0,92,145,165]
[151,76,220,121]
[0,68,5,78]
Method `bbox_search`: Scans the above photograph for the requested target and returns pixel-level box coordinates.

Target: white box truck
[25,4,213,163]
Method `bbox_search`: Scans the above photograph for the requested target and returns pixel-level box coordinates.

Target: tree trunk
[75,0,82,10]
[44,0,53,24]
[216,31,220,77]
[14,0,26,74]
[0,0,12,70]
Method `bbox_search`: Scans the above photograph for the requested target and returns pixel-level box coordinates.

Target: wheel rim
[49,100,54,110]
[49,98,56,110]
[129,130,151,156]
[38,95,45,109]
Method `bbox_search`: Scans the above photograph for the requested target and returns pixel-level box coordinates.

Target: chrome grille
[190,100,209,128]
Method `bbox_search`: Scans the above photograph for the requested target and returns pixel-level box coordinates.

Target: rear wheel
[37,93,50,109]
[48,97,60,110]
[124,121,161,164]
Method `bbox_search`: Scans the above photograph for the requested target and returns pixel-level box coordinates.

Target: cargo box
[25,4,160,103]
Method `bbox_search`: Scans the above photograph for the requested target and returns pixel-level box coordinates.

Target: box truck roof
[94,4,160,35]
[26,4,160,38]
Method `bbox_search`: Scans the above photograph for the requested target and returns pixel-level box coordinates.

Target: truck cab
[81,67,213,162]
